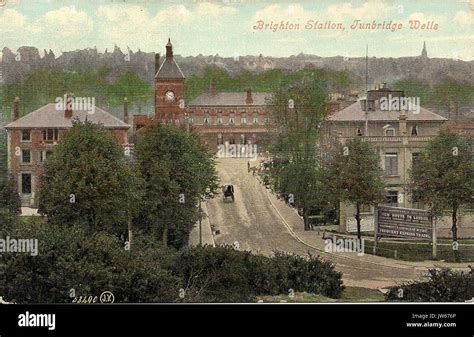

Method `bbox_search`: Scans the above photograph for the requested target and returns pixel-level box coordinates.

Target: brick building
[323,85,448,233]
[5,98,129,207]
[132,39,272,151]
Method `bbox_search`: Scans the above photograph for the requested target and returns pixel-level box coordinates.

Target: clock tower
[155,38,185,123]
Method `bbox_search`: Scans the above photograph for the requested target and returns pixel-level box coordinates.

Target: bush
[385,268,474,302]
[171,246,344,302]
[0,220,344,303]
[0,220,181,303]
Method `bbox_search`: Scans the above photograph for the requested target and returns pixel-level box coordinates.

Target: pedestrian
[247,161,250,173]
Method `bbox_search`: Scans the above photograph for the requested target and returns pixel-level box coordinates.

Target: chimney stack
[245,88,253,105]
[12,97,20,121]
[123,97,129,124]
[209,82,217,96]
[65,93,73,118]
[154,53,160,75]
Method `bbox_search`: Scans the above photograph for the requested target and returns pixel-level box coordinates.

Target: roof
[155,57,185,79]
[188,92,271,107]
[6,103,130,129]
[328,101,447,122]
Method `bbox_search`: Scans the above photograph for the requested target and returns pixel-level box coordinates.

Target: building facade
[324,85,448,233]
[5,98,129,207]
[132,39,273,152]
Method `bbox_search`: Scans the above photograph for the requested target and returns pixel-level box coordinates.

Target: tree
[325,138,385,240]
[410,129,474,262]
[0,219,181,303]
[0,134,20,217]
[393,78,431,105]
[433,79,473,117]
[133,124,218,248]
[266,77,333,229]
[38,120,137,236]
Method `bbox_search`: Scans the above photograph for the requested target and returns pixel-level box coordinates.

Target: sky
[0,0,473,60]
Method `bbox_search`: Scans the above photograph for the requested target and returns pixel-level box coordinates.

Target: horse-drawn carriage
[222,185,235,202]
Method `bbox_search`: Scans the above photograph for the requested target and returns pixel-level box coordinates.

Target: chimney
[209,82,217,96]
[245,88,253,105]
[12,97,20,121]
[65,93,73,118]
[123,97,129,124]
[154,53,160,75]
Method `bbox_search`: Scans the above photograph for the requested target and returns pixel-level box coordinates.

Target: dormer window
[203,113,210,125]
[216,113,223,125]
[411,125,418,136]
[385,128,395,136]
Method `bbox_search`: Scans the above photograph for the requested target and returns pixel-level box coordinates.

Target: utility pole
[365,44,369,137]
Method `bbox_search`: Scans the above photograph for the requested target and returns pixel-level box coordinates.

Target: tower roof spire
[421,41,428,58]
[166,38,173,58]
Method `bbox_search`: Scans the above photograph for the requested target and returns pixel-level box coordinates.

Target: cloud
[454,10,473,25]
[0,8,26,35]
[31,6,94,40]
[407,12,446,25]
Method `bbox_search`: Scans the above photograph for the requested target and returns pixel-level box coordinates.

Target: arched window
[411,125,418,136]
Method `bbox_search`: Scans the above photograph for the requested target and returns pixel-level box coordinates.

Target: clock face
[165,91,175,103]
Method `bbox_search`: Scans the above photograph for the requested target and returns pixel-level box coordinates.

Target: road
[206,158,467,289]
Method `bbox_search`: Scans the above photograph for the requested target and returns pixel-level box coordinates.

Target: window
[411,193,424,209]
[360,204,371,213]
[21,173,32,194]
[21,130,31,142]
[21,149,31,164]
[186,113,194,125]
[229,113,235,124]
[43,129,58,142]
[136,124,144,131]
[217,134,223,145]
[412,153,420,168]
[411,125,418,136]
[203,113,210,125]
[356,128,363,136]
[40,150,53,163]
[240,134,246,144]
[385,128,395,136]
[385,152,398,175]
[253,114,259,124]
[216,113,223,125]
[385,191,398,205]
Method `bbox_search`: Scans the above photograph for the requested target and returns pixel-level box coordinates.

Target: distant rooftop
[189,92,271,107]
[6,103,130,129]
[328,101,447,122]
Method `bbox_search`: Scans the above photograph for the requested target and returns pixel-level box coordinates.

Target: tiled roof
[328,101,447,122]
[189,92,271,107]
[192,126,269,133]
[6,103,130,129]
[155,57,185,79]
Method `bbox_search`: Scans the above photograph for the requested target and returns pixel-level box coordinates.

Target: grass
[363,239,474,263]
[256,287,385,303]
